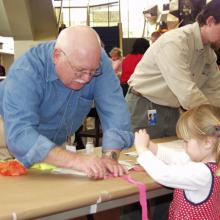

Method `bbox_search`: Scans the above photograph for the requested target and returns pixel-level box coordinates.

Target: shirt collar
[193,22,204,51]
[46,41,59,82]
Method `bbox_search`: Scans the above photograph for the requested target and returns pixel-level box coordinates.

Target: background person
[58,23,67,33]
[109,47,123,78]
[0,26,133,179]
[126,0,220,138]
[135,104,220,220]
[120,38,150,96]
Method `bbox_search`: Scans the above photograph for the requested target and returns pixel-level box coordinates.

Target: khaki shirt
[128,22,220,109]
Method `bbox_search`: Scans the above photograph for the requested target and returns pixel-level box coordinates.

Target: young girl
[135,104,220,220]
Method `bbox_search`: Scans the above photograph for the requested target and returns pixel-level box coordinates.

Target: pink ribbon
[122,175,148,220]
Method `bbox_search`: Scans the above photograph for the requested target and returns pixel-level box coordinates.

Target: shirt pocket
[73,96,94,127]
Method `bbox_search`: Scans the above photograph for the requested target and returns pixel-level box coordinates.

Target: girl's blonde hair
[176,104,220,176]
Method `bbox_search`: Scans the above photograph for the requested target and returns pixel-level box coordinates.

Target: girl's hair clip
[215,125,220,131]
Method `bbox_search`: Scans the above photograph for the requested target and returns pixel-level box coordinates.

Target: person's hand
[73,154,106,179]
[134,129,150,155]
[101,157,128,177]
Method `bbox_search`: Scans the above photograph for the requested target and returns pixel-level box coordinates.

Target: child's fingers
[138,129,147,135]
[135,129,149,138]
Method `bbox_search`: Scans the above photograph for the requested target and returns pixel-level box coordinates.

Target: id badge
[147,109,157,126]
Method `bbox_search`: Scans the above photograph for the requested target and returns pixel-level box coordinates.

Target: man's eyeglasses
[60,50,102,78]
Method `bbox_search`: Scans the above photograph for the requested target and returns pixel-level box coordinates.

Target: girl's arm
[137,150,211,191]
[135,130,188,164]
[135,130,211,191]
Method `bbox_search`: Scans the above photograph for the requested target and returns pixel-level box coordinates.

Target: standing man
[0,26,133,179]
[126,0,220,138]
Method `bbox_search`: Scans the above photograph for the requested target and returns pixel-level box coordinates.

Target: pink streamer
[122,175,149,220]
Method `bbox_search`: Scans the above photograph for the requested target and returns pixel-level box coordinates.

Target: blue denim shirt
[0,41,133,167]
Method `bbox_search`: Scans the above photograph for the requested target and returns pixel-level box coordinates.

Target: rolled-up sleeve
[3,69,55,167]
[102,128,133,150]
[94,50,134,150]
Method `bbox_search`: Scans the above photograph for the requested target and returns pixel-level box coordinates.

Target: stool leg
[74,126,85,149]
[95,118,100,147]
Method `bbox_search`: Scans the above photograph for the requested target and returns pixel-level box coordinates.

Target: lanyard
[122,175,149,220]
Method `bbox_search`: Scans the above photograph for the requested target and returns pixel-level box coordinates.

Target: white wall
[14,40,47,60]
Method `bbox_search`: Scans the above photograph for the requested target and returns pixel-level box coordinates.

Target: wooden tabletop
[0,137,176,220]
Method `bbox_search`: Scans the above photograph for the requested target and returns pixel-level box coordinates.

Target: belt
[129,87,180,110]
[129,87,143,97]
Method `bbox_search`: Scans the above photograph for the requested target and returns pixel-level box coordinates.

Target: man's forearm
[43,146,79,169]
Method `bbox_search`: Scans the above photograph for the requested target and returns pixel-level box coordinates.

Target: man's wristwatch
[102,150,120,161]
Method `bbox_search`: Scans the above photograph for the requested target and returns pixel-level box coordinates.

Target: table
[0,137,176,220]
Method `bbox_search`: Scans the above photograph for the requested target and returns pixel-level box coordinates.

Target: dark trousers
[125,91,180,138]
[120,83,129,97]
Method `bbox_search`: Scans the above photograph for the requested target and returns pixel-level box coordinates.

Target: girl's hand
[134,129,150,155]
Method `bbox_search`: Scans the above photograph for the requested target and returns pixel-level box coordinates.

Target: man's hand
[74,153,128,178]
[101,149,128,177]
[44,146,128,179]
[101,156,128,177]
[44,147,106,179]
[73,154,107,179]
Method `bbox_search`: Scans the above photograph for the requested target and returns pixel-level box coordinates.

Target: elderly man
[0,26,133,179]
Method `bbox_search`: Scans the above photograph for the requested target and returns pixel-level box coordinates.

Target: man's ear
[206,16,216,26]
[53,48,61,64]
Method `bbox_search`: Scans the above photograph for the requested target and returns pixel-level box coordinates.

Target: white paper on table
[52,168,87,176]
[51,160,137,176]
[119,160,137,170]
[157,139,184,150]
[124,151,138,157]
